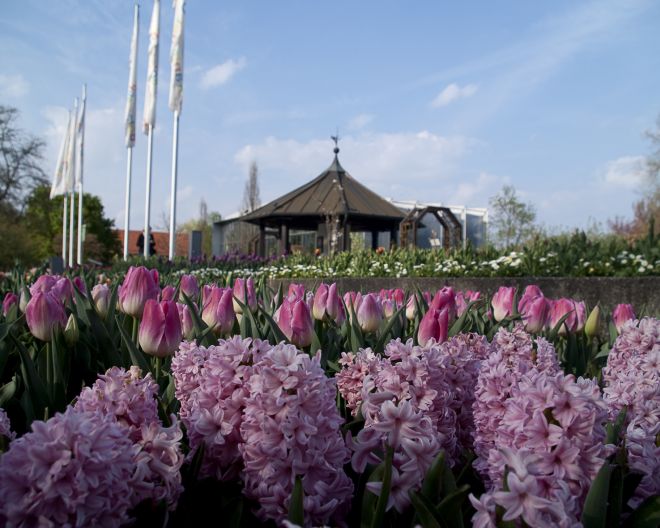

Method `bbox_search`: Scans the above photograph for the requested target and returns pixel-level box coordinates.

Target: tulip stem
[45,341,53,402]
[153,356,161,383]
[132,316,139,346]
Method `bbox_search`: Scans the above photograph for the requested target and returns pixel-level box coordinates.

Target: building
[115,230,189,257]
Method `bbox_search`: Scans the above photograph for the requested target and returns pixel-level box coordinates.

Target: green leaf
[0,378,17,407]
[448,300,479,338]
[287,475,304,526]
[606,407,628,445]
[12,335,50,419]
[409,490,442,528]
[115,315,151,374]
[233,295,262,340]
[361,463,384,528]
[421,451,447,503]
[549,310,573,341]
[181,292,214,346]
[371,446,394,528]
[435,484,470,528]
[374,304,406,353]
[258,305,288,343]
[623,495,660,528]
[582,463,614,528]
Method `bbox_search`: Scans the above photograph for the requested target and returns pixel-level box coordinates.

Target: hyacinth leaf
[623,495,660,528]
[361,460,386,528]
[582,462,614,528]
[287,475,305,526]
[326,359,340,372]
[595,343,611,359]
[115,315,151,375]
[607,465,624,528]
[374,304,406,353]
[258,305,288,343]
[180,292,215,346]
[605,407,628,445]
[0,378,17,407]
[371,446,394,528]
[622,472,643,509]
[448,300,479,338]
[421,451,447,503]
[409,490,442,528]
[435,484,470,528]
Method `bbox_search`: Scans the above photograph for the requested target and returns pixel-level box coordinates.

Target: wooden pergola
[240,147,405,256]
[399,205,463,250]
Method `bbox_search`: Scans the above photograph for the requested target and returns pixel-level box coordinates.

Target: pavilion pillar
[371,230,378,250]
[390,228,397,249]
[258,223,265,257]
[279,224,290,255]
[343,222,351,252]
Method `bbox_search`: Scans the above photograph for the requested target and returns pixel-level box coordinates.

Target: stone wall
[269,277,660,315]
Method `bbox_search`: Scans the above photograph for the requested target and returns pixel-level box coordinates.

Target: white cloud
[234,131,476,204]
[603,155,647,188]
[431,83,478,108]
[0,74,29,98]
[200,57,247,89]
[347,113,374,130]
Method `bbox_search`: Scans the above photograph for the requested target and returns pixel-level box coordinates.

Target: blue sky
[1,0,659,232]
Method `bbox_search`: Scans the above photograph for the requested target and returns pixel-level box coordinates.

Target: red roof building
[114,230,189,257]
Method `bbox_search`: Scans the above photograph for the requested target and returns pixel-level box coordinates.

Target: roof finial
[331,129,340,156]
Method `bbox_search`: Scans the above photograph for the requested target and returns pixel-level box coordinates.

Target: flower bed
[0,268,658,526]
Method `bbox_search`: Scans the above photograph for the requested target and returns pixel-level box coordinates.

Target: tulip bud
[2,292,18,318]
[19,286,30,313]
[391,288,405,308]
[547,298,577,337]
[177,302,195,340]
[584,305,601,338]
[233,277,257,314]
[312,283,329,321]
[161,285,176,302]
[25,291,67,341]
[612,304,635,333]
[521,295,548,334]
[418,307,449,347]
[91,284,111,319]
[406,295,417,321]
[202,286,235,336]
[277,298,313,348]
[357,294,383,333]
[430,287,457,321]
[118,266,160,318]
[491,286,515,322]
[138,300,182,357]
[343,291,362,320]
[64,314,79,346]
[179,274,200,303]
[326,283,345,325]
[382,298,395,318]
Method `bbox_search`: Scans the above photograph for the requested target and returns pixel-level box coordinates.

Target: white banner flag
[64,100,78,194]
[50,111,72,198]
[143,0,160,133]
[75,88,86,188]
[125,4,139,147]
[169,0,185,114]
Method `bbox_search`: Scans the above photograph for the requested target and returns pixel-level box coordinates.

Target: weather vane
[331,129,340,155]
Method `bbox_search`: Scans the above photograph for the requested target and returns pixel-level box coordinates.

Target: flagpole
[62,197,68,267]
[124,148,133,260]
[144,124,154,258]
[76,84,86,265]
[68,98,78,268]
[69,191,75,267]
[168,110,179,260]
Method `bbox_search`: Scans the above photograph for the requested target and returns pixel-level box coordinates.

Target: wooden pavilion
[240,144,404,256]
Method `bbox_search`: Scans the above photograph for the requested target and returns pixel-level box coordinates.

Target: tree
[24,185,121,263]
[610,116,660,241]
[0,106,47,210]
[489,185,537,247]
[242,161,261,213]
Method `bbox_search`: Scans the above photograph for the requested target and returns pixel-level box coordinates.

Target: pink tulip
[343,291,362,313]
[312,283,330,320]
[161,285,176,302]
[382,299,395,318]
[405,295,417,321]
[138,300,182,357]
[277,298,313,348]
[313,283,345,324]
[430,287,457,321]
[357,293,383,333]
[19,287,29,313]
[517,285,544,314]
[287,283,306,302]
[456,290,480,317]
[3,292,18,317]
[521,295,548,334]
[177,302,195,340]
[574,301,587,333]
[91,284,111,319]
[418,307,449,347]
[491,286,516,322]
[202,284,213,307]
[179,274,200,303]
[202,286,235,336]
[391,288,405,308]
[118,266,160,318]
[233,277,257,314]
[612,304,635,333]
[547,298,577,336]
[72,276,87,295]
[25,291,67,341]
[30,275,72,303]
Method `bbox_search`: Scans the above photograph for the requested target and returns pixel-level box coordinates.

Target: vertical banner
[124,3,139,260]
